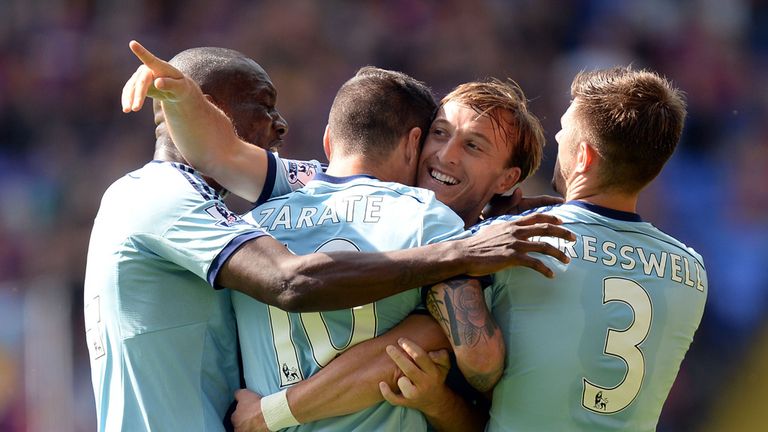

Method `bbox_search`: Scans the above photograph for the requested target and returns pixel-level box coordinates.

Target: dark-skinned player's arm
[217,212,574,312]
[122,40,269,203]
[120,41,577,313]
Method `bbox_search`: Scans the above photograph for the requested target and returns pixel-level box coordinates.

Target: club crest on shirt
[594,391,609,411]
[281,363,301,383]
[205,203,247,227]
[285,160,319,187]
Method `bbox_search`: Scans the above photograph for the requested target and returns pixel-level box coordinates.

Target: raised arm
[122,40,269,202]
[218,212,575,312]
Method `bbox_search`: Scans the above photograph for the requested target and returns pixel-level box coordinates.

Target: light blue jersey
[237,173,466,432]
[477,201,707,431]
[254,152,326,205]
[83,161,268,432]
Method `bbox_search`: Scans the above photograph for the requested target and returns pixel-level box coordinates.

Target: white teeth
[430,169,459,185]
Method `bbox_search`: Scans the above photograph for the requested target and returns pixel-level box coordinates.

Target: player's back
[83,161,244,431]
[237,173,466,432]
[484,201,707,431]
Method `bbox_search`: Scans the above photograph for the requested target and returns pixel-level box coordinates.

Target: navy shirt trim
[313,172,376,184]
[568,200,643,222]
[207,231,269,289]
[254,151,277,206]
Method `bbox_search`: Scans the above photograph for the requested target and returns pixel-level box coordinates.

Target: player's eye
[431,127,447,137]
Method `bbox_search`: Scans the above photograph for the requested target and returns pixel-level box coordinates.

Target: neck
[566,189,638,213]
[153,137,224,193]
[562,171,639,213]
[153,135,184,163]
[325,154,404,183]
[463,209,483,229]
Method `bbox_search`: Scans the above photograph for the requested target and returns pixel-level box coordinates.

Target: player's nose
[436,139,461,165]
[273,111,288,137]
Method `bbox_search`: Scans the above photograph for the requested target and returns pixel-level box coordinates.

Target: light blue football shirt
[254,152,326,206]
[237,172,467,432]
[475,201,707,431]
[83,161,268,432]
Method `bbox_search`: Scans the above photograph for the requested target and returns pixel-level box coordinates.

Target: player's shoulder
[565,201,706,265]
[314,174,442,207]
[641,222,707,267]
[468,202,568,234]
[372,181,445,207]
[145,160,219,199]
[273,155,326,189]
[105,161,222,216]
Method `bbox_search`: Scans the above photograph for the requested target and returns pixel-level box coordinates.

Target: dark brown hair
[328,67,436,160]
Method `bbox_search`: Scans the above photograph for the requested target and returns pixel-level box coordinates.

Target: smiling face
[416,101,521,225]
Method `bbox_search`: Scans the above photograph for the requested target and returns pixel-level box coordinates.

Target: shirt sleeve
[136,185,270,288]
[418,196,468,245]
[254,153,326,206]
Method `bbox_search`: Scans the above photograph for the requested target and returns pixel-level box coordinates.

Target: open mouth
[430,169,459,185]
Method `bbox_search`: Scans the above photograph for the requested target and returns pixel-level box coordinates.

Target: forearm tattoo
[426,279,496,348]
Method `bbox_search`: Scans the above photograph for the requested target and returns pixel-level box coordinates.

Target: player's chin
[429,183,458,207]
[268,140,284,153]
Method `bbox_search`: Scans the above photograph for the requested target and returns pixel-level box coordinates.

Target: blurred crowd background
[1,0,766,431]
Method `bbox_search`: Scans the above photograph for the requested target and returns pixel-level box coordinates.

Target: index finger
[129,40,183,79]
[397,338,439,377]
[385,344,424,380]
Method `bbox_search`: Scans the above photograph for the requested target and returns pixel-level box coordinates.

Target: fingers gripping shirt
[83,161,268,432]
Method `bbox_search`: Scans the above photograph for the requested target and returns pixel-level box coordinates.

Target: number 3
[582,277,652,414]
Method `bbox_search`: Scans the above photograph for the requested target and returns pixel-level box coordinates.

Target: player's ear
[404,126,422,166]
[493,165,521,195]
[576,141,597,173]
[202,94,223,111]
[323,125,332,161]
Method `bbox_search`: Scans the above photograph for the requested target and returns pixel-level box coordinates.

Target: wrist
[451,238,474,274]
[420,384,458,419]
[261,389,300,431]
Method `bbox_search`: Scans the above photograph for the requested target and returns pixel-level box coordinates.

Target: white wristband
[261,389,300,431]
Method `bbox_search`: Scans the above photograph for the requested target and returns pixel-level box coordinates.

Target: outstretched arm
[122,40,269,202]
[219,212,574,312]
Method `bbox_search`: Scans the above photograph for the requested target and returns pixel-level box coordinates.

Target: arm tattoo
[466,369,502,393]
[427,279,496,348]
